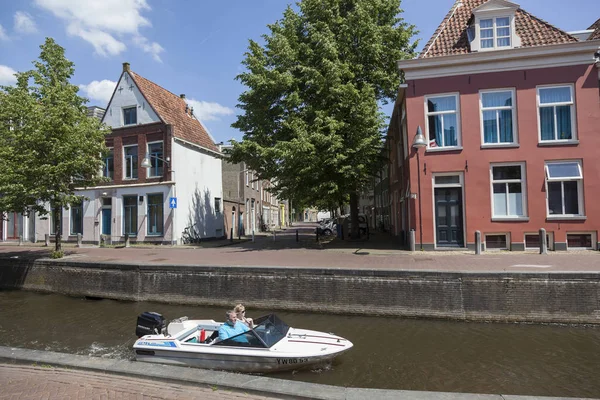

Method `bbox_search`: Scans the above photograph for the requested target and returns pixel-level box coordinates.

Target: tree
[0,38,109,253]
[227,0,416,237]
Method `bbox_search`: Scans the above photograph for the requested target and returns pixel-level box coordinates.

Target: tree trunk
[53,205,62,252]
[349,191,360,239]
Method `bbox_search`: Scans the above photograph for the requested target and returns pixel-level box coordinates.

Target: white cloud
[14,11,38,34]
[0,24,9,40]
[0,65,18,86]
[187,99,234,122]
[34,0,163,60]
[79,79,117,105]
[132,35,164,62]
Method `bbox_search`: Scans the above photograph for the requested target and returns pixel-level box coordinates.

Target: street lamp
[412,126,427,251]
[141,153,175,245]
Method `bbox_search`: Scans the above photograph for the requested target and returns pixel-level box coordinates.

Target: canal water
[0,290,599,398]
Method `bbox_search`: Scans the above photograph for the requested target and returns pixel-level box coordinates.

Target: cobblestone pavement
[0,364,281,400]
[0,223,598,273]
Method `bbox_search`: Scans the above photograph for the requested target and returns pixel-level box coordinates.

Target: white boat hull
[133,319,353,373]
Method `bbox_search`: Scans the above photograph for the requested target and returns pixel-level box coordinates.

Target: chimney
[180,94,186,99]
[122,62,130,72]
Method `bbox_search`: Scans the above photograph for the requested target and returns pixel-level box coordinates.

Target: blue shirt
[218,321,249,342]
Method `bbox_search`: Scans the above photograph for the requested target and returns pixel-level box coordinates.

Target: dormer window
[481,17,511,48]
[469,0,521,53]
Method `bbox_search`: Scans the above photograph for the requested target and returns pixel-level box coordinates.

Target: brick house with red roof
[64,62,224,244]
[388,0,600,251]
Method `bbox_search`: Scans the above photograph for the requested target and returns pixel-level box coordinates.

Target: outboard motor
[136,311,166,337]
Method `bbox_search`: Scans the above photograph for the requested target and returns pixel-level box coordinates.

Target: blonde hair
[233,304,245,313]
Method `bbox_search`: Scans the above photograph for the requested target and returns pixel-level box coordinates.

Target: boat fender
[199,329,206,342]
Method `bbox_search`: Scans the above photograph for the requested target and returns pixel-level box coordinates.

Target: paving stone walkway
[0,364,280,400]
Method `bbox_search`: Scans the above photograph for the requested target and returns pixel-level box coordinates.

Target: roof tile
[129,71,219,152]
[588,18,600,40]
[420,0,578,59]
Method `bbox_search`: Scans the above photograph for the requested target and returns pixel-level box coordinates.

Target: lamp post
[412,126,427,251]
[141,153,174,245]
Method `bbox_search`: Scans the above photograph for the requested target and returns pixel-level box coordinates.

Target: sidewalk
[0,364,277,400]
[0,223,598,273]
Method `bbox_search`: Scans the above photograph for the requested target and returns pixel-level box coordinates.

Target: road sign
[169,197,177,209]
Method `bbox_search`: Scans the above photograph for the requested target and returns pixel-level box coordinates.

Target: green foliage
[50,250,64,259]
[0,38,109,251]
[227,0,416,209]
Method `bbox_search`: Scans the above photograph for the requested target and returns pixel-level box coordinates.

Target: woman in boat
[234,303,254,328]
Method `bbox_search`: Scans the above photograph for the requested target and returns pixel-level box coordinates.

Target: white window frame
[566,231,596,250]
[478,16,513,50]
[103,147,114,180]
[536,84,577,144]
[146,140,164,178]
[479,88,518,147]
[544,160,584,219]
[484,233,510,251]
[489,162,528,221]
[524,232,554,251]
[123,106,137,126]
[123,144,138,180]
[423,93,462,152]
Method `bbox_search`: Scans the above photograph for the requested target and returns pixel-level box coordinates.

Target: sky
[0,0,598,144]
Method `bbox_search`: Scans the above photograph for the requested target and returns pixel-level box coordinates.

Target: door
[6,212,22,240]
[435,187,463,247]
[101,208,112,236]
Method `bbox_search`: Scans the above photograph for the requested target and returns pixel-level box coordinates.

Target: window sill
[492,217,529,222]
[146,234,164,237]
[537,140,579,147]
[425,146,463,153]
[123,178,138,181]
[481,143,519,149]
[546,215,587,221]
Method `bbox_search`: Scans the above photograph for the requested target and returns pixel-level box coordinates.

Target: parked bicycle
[182,226,201,244]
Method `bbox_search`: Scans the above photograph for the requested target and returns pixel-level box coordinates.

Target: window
[124,145,138,179]
[480,17,511,49]
[70,202,83,235]
[147,194,163,236]
[214,197,222,214]
[545,161,583,217]
[567,233,593,249]
[538,86,575,142]
[50,208,62,235]
[491,164,526,218]
[103,148,114,180]
[123,107,137,125]
[525,233,552,250]
[123,195,138,236]
[425,94,460,149]
[485,234,508,250]
[481,90,516,145]
[147,142,164,177]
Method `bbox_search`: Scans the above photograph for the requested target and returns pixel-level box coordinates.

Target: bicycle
[182,226,201,244]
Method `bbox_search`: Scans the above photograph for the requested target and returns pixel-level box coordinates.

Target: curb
[0,346,592,400]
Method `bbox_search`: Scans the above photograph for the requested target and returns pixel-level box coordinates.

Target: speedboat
[133,312,353,373]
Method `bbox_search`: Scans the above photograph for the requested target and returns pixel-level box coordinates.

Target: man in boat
[218,310,249,343]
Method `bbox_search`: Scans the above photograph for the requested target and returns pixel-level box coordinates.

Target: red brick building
[390,0,600,251]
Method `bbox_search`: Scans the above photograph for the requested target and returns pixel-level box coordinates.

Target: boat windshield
[252,314,290,347]
[212,314,290,348]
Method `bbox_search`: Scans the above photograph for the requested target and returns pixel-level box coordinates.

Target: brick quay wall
[1,258,599,324]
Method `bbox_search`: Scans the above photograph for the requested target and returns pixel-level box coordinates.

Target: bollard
[316,229,319,242]
[475,230,482,255]
[230,228,233,243]
[296,229,299,242]
[252,230,255,243]
[18,235,23,246]
[45,234,50,247]
[273,230,276,241]
[409,229,416,252]
[76,233,82,248]
[124,233,130,248]
[539,228,548,255]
